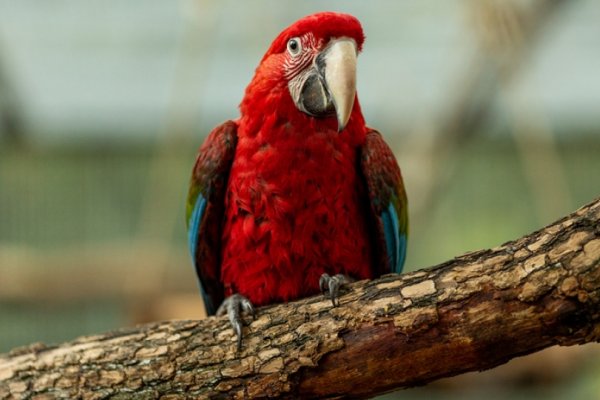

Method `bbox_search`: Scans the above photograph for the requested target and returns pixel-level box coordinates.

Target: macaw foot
[319,273,354,307]
[216,294,255,351]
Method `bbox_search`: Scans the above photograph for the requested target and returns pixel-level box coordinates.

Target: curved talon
[240,296,256,321]
[319,273,353,307]
[232,318,243,351]
[215,294,255,351]
[329,277,341,307]
[319,273,331,295]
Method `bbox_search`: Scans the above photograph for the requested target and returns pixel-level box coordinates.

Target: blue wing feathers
[382,203,406,274]
[187,194,217,314]
[188,194,207,260]
[382,204,398,271]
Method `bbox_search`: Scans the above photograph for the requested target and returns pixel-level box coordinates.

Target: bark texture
[1,198,599,399]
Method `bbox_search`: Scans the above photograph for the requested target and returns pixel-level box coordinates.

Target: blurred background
[0,0,599,398]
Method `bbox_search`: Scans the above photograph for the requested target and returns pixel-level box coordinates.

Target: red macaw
[186,12,408,348]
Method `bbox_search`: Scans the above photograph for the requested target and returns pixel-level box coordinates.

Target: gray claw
[319,273,353,307]
[216,294,255,351]
[240,296,256,320]
[319,273,331,295]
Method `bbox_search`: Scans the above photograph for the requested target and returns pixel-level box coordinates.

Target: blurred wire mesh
[0,0,599,398]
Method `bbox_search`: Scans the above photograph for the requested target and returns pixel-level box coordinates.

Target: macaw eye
[287,37,302,56]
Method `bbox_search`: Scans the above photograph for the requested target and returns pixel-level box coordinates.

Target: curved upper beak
[320,39,358,132]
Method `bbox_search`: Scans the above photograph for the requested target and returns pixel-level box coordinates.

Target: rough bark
[1,198,599,400]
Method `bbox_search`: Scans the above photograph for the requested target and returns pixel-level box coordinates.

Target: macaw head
[241,12,365,133]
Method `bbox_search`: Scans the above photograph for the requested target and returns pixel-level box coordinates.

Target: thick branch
[1,198,599,399]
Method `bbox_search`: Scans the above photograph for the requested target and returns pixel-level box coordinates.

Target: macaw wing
[186,120,238,315]
[360,128,408,275]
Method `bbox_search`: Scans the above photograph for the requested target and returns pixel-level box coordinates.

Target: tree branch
[1,198,599,399]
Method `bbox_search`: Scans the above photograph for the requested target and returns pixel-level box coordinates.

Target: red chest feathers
[220,127,373,306]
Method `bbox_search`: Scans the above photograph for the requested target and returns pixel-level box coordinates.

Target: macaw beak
[319,39,358,132]
[293,38,358,132]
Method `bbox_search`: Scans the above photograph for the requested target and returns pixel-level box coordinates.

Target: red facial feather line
[283,33,319,80]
